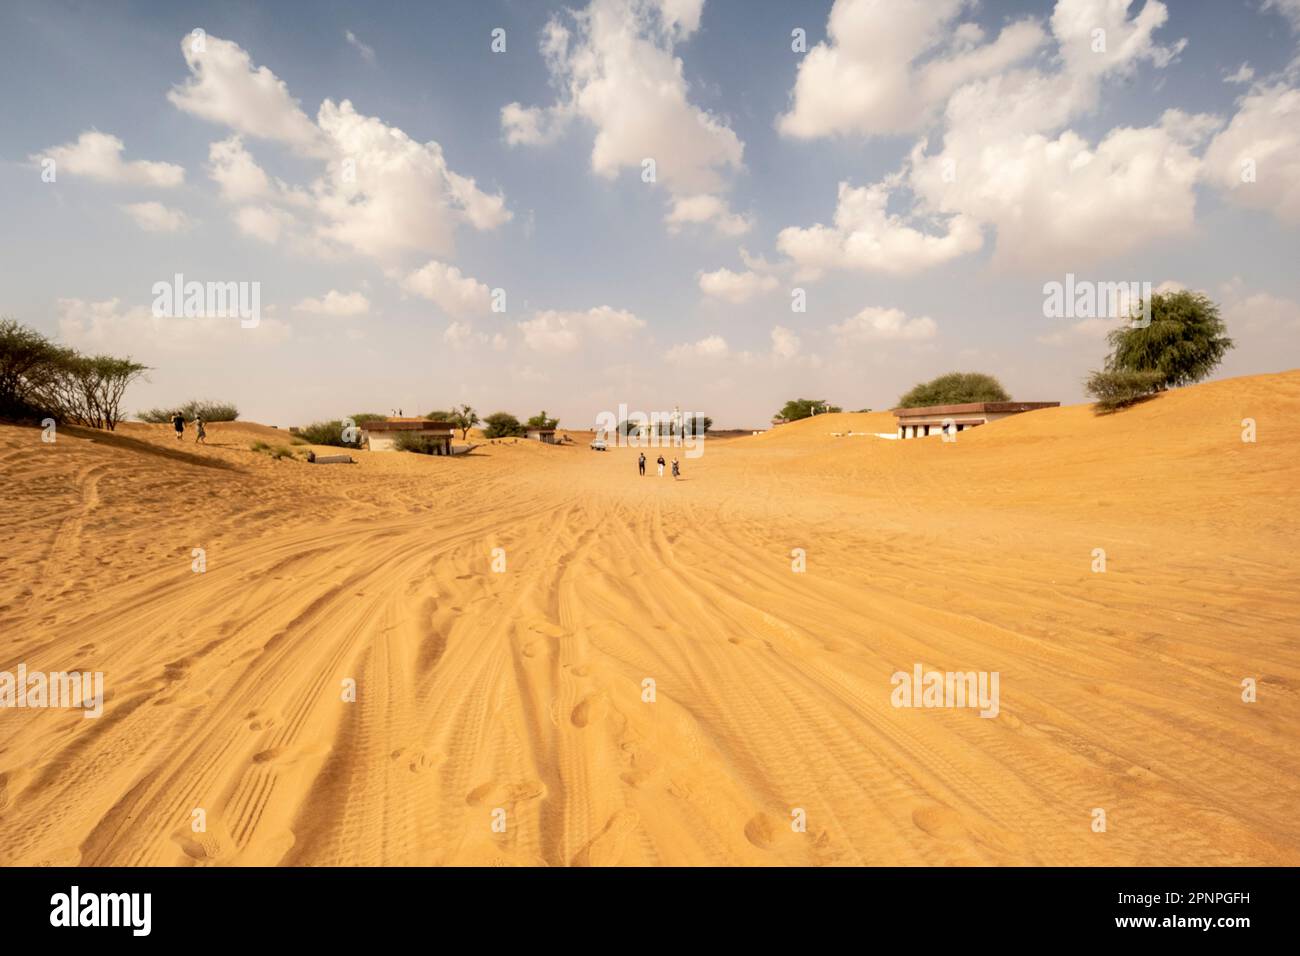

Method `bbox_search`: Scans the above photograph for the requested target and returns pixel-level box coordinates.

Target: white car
[590,438,608,451]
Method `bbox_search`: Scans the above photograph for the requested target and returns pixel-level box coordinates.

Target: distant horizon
[3,0,1298,429]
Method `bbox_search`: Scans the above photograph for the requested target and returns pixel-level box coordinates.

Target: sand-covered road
[1,372,1297,865]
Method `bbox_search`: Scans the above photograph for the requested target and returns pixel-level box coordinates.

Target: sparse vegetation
[250,440,295,460]
[0,318,147,429]
[1084,369,1167,411]
[394,432,448,455]
[139,399,239,423]
[897,373,1009,409]
[526,410,559,430]
[449,404,480,439]
[294,420,361,447]
[775,399,842,422]
[483,412,525,438]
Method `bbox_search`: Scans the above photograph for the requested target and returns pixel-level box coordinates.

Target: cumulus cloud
[770,325,800,360]
[502,0,744,235]
[1204,83,1300,224]
[120,201,192,233]
[518,306,645,353]
[292,289,370,317]
[35,131,184,187]
[665,194,752,236]
[169,34,323,153]
[666,334,729,363]
[779,0,1046,138]
[830,306,938,343]
[1263,0,1300,32]
[172,34,509,263]
[698,267,779,303]
[56,297,290,352]
[777,178,984,278]
[401,260,492,317]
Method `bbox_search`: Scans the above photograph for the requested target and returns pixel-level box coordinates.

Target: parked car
[590,438,608,451]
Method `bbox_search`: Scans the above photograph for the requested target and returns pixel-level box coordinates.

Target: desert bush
[526,410,559,429]
[774,399,842,422]
[482,412,524,438]
[897,373,1009,408]
[295,420,360,447]
[1084,369,1167,411]
[140,399,239,423]
[351,412,386,425]
[394,432,448,455]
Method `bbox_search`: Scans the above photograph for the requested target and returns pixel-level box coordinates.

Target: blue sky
[2,0,1298,428]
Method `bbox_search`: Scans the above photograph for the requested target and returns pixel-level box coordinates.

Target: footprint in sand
[911,803,968,841]
[744,812,786,850]
[465,779,547,807]
[571,692,609,728]
[573,810,640,866]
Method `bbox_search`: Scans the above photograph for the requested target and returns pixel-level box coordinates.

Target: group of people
[638,452,680,479]
[171,411,207,444]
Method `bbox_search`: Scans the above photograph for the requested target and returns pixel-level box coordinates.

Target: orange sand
[0,371,1297,865]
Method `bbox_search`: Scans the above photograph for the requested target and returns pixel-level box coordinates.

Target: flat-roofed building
[361,418,455,453]
[893,401,1059,439]
[525,427,557,444]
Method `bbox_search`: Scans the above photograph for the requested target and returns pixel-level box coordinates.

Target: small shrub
[1084,369,1166,411]
[295,420,360,447]
[141,400,239,423]
[394,432,447,455]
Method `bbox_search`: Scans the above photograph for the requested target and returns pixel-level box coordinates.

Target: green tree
[897,372,1009,408]
[424,409,453,422]
[482,411,524,438]
[0,318,65,417]
[1101,290,1233,389]
[526,410,559,429]
[775,398,841,422]
[449,403,480,439]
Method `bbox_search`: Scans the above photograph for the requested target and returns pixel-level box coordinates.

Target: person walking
[171,410,185,440]
[638,452,646,476]
[656,454,665,477]
[194,415,207,444]
[671,457,680,480]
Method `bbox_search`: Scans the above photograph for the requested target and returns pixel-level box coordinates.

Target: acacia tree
[450,404,480,439]
[775,398,841,422]
[482,411,524,438]
[527,410,559,429]
[1104,291,1233,389]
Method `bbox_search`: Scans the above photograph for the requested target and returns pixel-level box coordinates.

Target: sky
[1,0,1298,429]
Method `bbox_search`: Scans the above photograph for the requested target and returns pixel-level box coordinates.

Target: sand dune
[1,372,1297,866]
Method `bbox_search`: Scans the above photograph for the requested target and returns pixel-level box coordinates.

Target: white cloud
[1204,83,1300,224]
[345,30,376,64]
[503,0,744,235]
[293,290,370,317]
[778,0,1046,138]
[36,131,184,187]
[665,194,752,236]
[234,205,294,243]
[518,305,645,353]
[1225,62,1255,85]
[830,306,938,342]
[401,260,492,317]
[169,34,323,154]
[1263,0,1300,32]
[120,201,192,233]
[171,34,509,263]
[698,267,778,303]
[770,325,800,360]
[56,297,290,352]
[777,178,984,277]
[666,334,729,363]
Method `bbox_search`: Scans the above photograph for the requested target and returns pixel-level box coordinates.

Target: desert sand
[1,371,1297,866]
